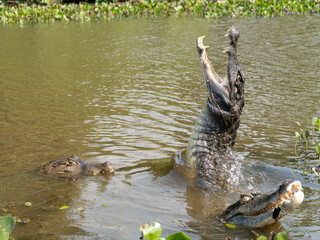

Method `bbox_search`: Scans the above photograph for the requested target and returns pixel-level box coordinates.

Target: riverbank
[0,0,319,23]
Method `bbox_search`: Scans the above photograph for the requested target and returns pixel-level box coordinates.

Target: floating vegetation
[0,0,319,24]
[59,205,69,210]
[24,202,32,207]
[140,221,191,240]
[252,230,288,240]
[294,117,320,178]
[139,221,288,240]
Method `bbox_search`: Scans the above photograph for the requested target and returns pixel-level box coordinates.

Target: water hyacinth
[0,0,319,24]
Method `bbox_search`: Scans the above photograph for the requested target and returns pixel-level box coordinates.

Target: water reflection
[0,15,319,239]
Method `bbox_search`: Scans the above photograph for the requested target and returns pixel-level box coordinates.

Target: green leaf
[59,205,69,210]
[276,231,288,240]
[257,236,268,240]
[0,216,16,240]
[312,117,318,126]
[295,131,300,139]
[301,130,310,141]
[311,167,318,177]
[296,122,301,128]
[225,223,236,228]
[166,232,192,240]
[140,222,164,240]
[315,144,320,155]
[317,119,320,128]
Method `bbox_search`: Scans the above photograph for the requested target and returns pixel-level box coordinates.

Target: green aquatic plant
[295,117,320,159]
[295,122,310,157]
[139,221,288,240]
[294,117,320,177]
[316,143,320,164]
[294,130,301,160]
[140,222,163,240]
[0,0,319,24]
[140,222,191,240]
[253,230,287,240]
[312,116,320,140]
[274,232,288,240]
[312,117,320,165]
[0,216,16,240]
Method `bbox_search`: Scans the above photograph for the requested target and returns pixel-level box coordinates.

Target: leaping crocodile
[185,27,245,187]
[184,26,304,227]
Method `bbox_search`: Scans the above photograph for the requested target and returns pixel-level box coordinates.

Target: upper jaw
[196,36,231,111]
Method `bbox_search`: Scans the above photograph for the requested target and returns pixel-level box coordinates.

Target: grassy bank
[0,0,319,24]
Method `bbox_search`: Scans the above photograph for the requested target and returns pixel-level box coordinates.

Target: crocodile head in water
[41,154,114,176]
[220,179,304,227]
[184,26,245,187]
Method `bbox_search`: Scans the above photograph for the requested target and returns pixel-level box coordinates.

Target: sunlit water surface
[0,15,319,239]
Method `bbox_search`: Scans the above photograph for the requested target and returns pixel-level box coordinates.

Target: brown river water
[0,15,319,239]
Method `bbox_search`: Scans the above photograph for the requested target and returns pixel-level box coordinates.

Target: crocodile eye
[66,160,76,166]
[240,194,252,203]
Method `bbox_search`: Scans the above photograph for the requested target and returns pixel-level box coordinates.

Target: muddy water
[0,15,319,239]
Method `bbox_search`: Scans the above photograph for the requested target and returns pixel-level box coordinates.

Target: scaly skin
[185,26,245,187]
[220,179,304,227]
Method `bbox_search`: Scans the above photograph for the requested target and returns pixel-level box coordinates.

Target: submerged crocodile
[41,154,114,176]
[184,26,304,227]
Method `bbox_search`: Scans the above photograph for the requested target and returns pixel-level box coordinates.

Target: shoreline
[0,0,319,24]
